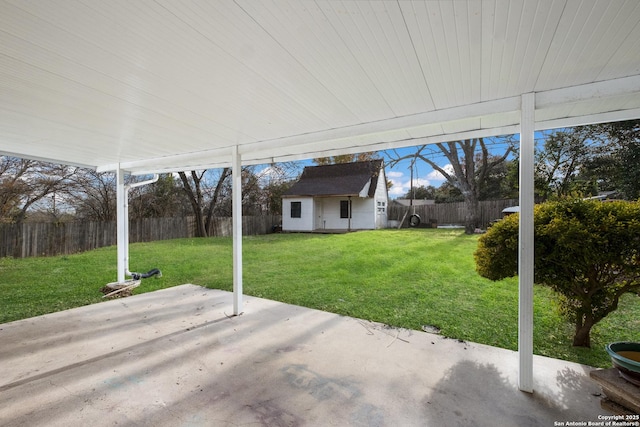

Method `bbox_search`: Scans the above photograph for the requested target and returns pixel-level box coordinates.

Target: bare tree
[389,138,515,234]
[178,168,231,237]
[534,128,594,200]
[0,156,77,256]
[0,157,77,222]
[69,169,117,221]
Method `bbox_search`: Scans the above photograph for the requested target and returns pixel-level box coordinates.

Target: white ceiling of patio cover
[1,0,640,174]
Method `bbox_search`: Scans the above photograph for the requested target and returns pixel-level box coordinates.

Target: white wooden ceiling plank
[0,0,639,173]
[497,2,535,97]
[366,1,434,116]
[457,0,483,104]
[0,2,259,144]
[403,1,455,109]
[367,2,433,116]
[317,1,397,119]
[433,1,466,106]
[569,1,640,84]
[0,60,237,154]
[519,0,564,92]
[397,1,440,109]
[44,0,327,141]
[323,0,433,117]
[480,0,498,101]
[231,0,369,125]
[160,0,359,131]
[535,0,605,90]
[595,1,640,81]
[0,109,119,162]
[109,0,330,138]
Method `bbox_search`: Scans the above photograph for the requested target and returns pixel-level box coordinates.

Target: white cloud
[388,173,432,198]
[426,164,454,181]
[387,163,455,198]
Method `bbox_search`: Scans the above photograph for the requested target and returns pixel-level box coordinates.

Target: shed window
[291,201,301,218]
[340,200,351,218]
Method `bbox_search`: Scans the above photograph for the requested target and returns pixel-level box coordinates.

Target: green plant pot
[606,342,640,386]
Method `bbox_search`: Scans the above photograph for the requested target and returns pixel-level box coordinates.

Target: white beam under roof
[95,75,640,175]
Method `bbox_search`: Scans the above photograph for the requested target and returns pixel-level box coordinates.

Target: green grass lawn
[1,229,638,368]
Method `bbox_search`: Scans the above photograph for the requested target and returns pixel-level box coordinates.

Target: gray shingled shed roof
[283,160,383,198]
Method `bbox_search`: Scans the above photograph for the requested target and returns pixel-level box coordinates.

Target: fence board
[0,215,282,258]
[388,199,518,228]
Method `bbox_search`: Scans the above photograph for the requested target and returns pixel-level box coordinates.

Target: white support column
[116,166,127,284]
[232,145,243,315]
[519,92,535,393]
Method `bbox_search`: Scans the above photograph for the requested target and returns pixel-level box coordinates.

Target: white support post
[232,145,243,315]
[519,92,535,393]
[116,166,127,284]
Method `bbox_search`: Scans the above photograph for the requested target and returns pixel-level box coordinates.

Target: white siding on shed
[374,168,389,229]
[282,198,314,231]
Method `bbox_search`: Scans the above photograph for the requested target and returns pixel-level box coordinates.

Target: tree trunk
[463,192,480,234]
[204,168,230,236]
[193,209,207,238]
[572,315,595,348]
[178,171,208,238]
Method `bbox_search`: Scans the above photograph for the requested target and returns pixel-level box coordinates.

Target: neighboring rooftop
[283,160,384,198]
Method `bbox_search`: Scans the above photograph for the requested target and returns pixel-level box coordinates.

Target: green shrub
[475,198,640,347]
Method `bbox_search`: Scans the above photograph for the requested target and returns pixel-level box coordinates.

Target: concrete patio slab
[0,284,610,426]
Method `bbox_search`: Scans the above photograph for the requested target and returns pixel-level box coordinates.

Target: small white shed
[282,160,388,232]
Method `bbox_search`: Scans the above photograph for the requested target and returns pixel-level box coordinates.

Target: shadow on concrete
[421,359,602,427]
[0,286,607,427]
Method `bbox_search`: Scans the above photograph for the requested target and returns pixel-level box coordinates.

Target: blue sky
[256,132,554,199]
[256,145,484,199]
[380,147,453,198]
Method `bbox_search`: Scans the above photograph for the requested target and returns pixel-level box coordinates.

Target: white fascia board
[243,125,522,166]
[534,107,640,132]
[359,181,371,198]
[1,149,97,169]
[99,76,640,175]
[96,145,235,173]
[124,124,524,174]
[535,75,640,108]
[240,96,521,155]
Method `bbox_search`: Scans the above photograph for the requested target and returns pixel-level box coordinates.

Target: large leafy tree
[402,185,437,200]
[534,120,640,201]
[583,119,640,200]
[475,198,640,347]
[534,128,598,200]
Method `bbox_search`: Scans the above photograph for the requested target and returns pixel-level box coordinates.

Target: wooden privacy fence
[0,215,282,258]
[387,199,518,228]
